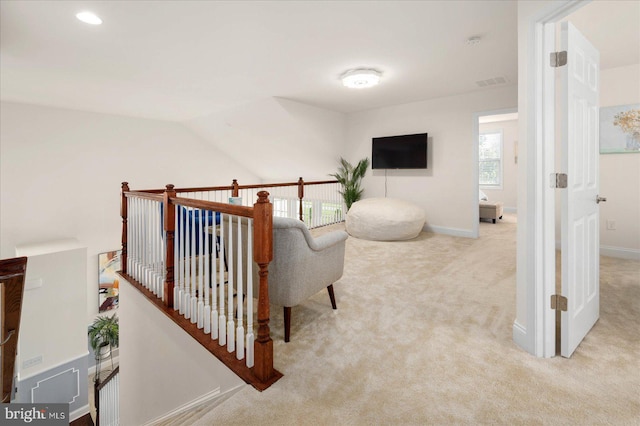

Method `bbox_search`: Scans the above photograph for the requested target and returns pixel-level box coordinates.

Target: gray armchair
[263,217,348,342]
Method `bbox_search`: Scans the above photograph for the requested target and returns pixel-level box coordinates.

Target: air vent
[476,76,509,88]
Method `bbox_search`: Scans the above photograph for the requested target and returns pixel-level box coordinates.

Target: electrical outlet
[606,220,616,230]
[22,355,42,369]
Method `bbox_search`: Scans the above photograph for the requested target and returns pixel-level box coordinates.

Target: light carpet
[158,214,640,425]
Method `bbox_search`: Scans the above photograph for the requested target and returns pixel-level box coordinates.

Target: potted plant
[88,314,119,380]
[330,157,370,210]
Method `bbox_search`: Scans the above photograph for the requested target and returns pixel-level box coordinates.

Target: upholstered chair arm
[306,230,348,251]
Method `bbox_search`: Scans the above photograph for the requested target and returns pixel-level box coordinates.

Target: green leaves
[88,314,119,353]
[330,157,370,210]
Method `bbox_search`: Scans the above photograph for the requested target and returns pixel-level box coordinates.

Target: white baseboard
[70,404,90,422]
[512,320,531,355]
[554,241,640,260]
[423,224,475,239]
[600,245,640,260]
[145,384,245,426]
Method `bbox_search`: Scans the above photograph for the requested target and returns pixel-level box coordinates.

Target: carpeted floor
[158,214,640,425]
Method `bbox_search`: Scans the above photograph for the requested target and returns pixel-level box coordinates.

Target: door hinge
[550,51,568,67]
[551,173,568,188]
[551,294,568,311]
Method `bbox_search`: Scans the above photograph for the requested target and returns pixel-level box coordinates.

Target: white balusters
[245,218,254,367]
[236,217,244,360]
[178,206,185,313]
[203,209,211,334]
[197,209,204,329]
[227,214,235,353]
[190,209,197,324]
[211,212,219,340]
[218,213,226,346]
[183,208,191,318]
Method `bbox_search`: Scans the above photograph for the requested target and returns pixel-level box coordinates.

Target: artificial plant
[330,157,370,210]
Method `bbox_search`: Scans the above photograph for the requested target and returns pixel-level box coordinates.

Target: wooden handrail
[171,197,254,218]
[129,178,340,195]
[95,365,120,392]
[124,191,164,201]
[0,256,27,403]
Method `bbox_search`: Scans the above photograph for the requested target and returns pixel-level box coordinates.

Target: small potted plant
[88,314,119,380]
[330,157,370,210]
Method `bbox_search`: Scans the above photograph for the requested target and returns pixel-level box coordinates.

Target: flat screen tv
[372,133,428,169]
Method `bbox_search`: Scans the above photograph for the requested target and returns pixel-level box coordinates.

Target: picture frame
[599,104,640,154]
[98,250,121,312]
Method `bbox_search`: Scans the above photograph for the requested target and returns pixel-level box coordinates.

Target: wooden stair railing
[119,183,282,391]
[94,365,119,426]
[0,256,27,403]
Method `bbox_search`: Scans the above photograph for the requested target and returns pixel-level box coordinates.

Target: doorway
[473,108,518,238]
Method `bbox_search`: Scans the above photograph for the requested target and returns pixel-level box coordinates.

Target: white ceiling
[0,1,637,122]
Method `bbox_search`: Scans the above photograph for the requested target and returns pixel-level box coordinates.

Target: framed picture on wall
[99,250,121,312]
[600,104,640,154]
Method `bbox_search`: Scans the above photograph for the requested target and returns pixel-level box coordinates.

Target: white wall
[119,280,244,425]
[14,239,87,379]
[0,102,260,321]
[598,64,640,255]
[345,86,517,236]
[187,97,346,181]
[479,119,519,211]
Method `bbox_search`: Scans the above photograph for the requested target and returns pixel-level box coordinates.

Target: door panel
[561,21,600,358]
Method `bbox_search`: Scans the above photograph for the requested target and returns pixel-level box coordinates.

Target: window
[479,130,503,188]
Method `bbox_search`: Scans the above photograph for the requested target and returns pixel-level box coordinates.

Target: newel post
[232,179,240,197]
[253,191,274,382]
[297,177,304,221]
[163,184,177,308]
[121,182,130,274]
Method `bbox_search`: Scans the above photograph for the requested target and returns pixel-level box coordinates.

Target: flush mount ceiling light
[76,11,102,25]
[341,69,382,89]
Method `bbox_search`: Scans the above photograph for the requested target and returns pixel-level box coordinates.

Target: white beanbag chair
[346,198,426,241]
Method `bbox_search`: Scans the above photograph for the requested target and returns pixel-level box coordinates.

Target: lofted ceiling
[0,0,519,121]
[0,1,637,122]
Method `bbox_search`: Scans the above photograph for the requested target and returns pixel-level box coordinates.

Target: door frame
[517,0,591,358]
[472,107,518,239]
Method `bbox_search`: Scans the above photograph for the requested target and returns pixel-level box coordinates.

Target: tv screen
[372,133,428,169]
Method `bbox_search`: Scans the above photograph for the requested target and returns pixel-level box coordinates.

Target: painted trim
[145,384,245,426]
[31,367,80,404]
[516,0,587,359]
[512,320,530,353]
[69,404,90,422]
[473,106,518,241]
[600,245,640,260]
[423,224,475,239]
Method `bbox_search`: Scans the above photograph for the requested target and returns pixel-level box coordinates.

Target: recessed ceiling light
[76,11,102,25]
[341,69,382,89]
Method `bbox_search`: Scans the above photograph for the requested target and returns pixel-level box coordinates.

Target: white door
[560,21,600,358]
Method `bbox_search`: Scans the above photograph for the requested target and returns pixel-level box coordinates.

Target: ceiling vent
[476,76,509,88]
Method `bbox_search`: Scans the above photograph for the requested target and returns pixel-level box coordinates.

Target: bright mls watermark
[1,404,67,425]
